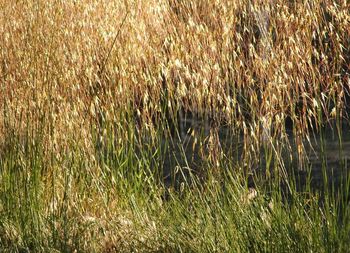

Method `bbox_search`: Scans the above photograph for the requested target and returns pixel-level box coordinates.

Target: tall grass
[0,0,349,252]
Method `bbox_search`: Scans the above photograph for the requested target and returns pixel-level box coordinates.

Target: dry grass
[0,0,349,252]
[1,0,349,152]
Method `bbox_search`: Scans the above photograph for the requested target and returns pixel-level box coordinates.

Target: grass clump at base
[1,124,350,252]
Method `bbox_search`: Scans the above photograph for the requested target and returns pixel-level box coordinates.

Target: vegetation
[0,0,349,252]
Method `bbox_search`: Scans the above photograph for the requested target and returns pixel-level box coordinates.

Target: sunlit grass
[0,0,349,252]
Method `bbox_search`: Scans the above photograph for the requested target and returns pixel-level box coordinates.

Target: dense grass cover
[0,0,350,252]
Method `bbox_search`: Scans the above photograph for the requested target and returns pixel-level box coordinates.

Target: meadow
[0,0,350,252]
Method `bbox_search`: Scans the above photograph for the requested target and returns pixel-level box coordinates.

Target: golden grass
[1,0,348,148]
[0,0,349,251]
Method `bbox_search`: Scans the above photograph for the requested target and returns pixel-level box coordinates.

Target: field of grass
[0,0,350,252]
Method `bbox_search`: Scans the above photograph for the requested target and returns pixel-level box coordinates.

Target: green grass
[1,115,350,252]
